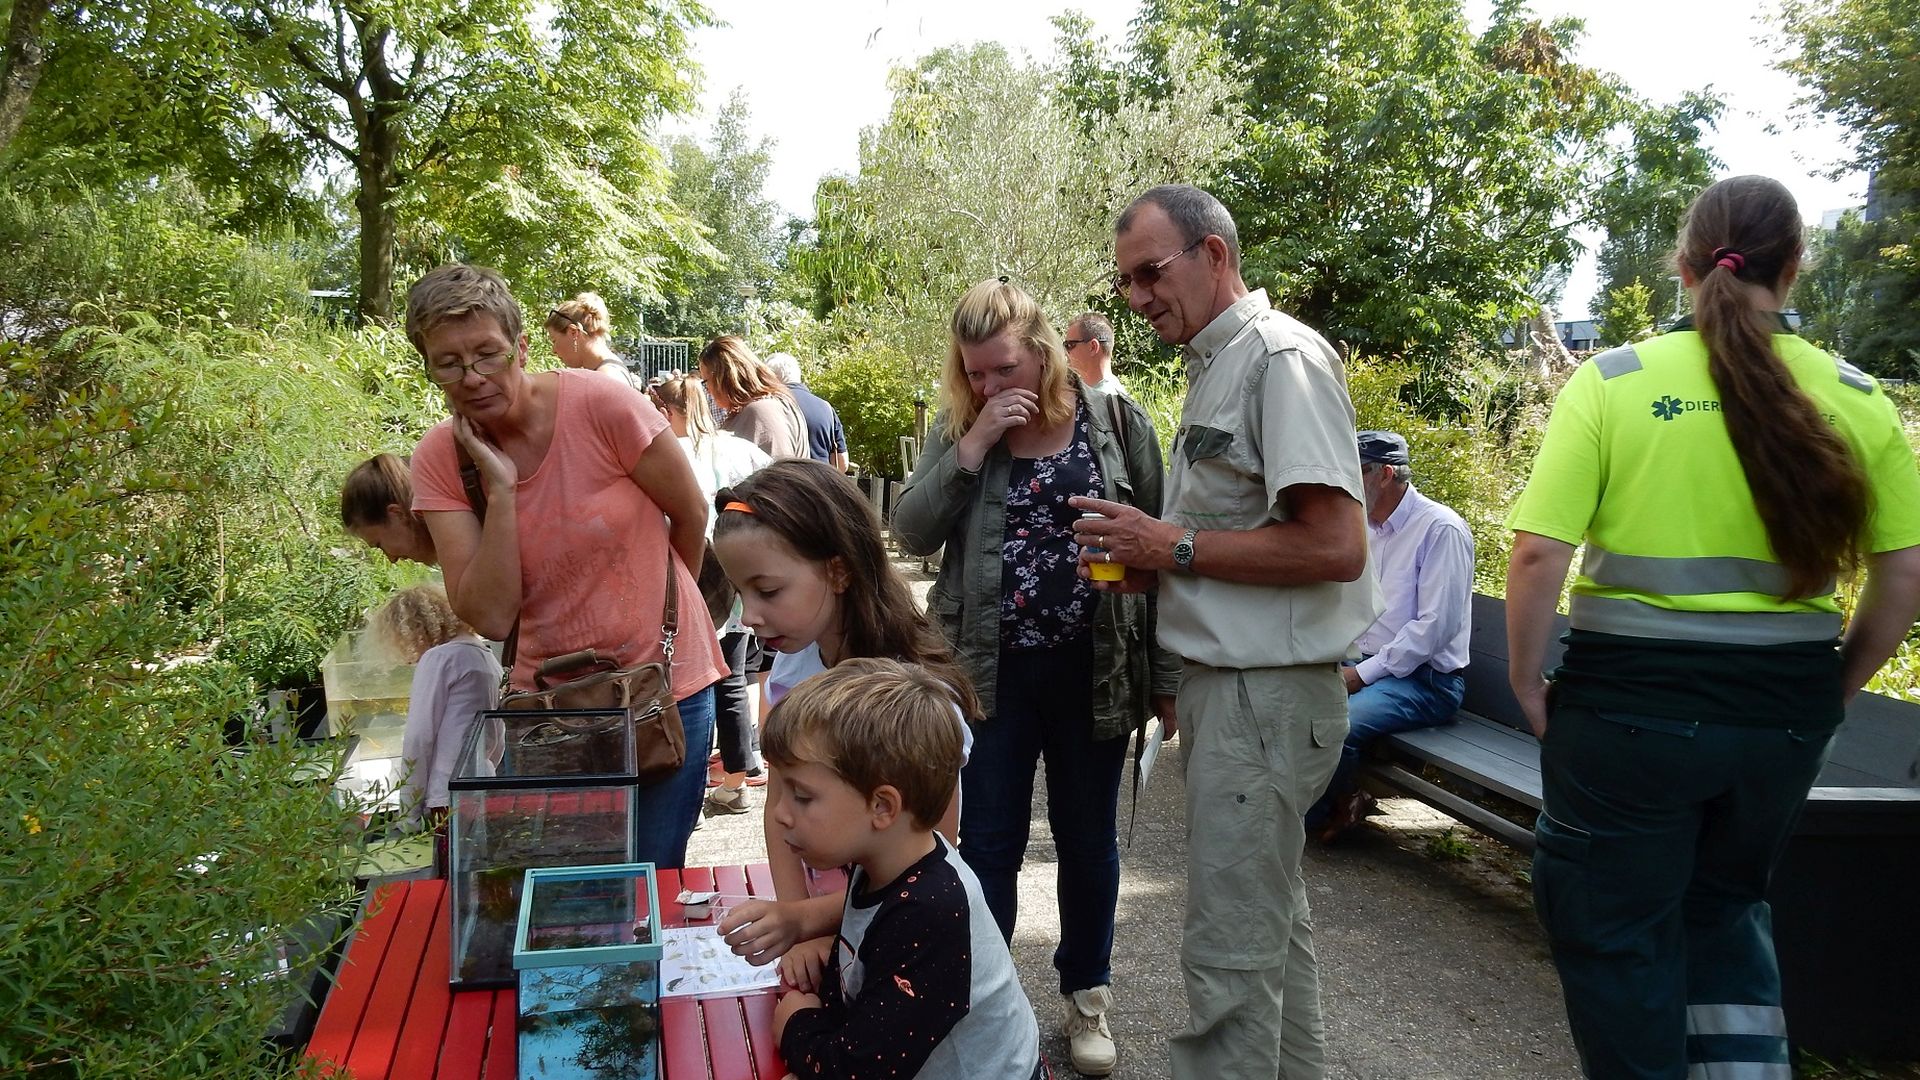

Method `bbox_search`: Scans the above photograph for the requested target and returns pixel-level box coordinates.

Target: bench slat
[1382,720,1545,806]
[482,990,514,1079]
[703,997,757,1080]
[742,990,786,1080]
[662,998,712,1080]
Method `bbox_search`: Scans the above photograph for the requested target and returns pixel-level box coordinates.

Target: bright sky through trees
[681,0,1864,320]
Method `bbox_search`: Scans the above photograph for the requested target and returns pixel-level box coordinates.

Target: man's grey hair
[1365,461,1414,485]
[1072,312,1114,350]
[1116,184,1240,269]
[764,351,804,385]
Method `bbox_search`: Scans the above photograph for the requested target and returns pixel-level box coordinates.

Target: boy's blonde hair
[370,583,476,664]
[763,658,962,828]
[404,264,524,358]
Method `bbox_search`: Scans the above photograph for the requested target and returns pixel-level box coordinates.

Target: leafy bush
[809,337,930,477]
[0,182,315,344]
[0,346,362,1075]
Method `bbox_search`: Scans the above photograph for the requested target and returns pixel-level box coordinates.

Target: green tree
[1595,278,1655,346]
[792,38,1243,376]
[1778,0,1920,376]
[644,89,783,339]
[1592,92,1724,326]
[1114,0,1632,362]
[211,0,714,322]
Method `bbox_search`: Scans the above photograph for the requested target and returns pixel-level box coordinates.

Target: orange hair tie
[722,501,755,514]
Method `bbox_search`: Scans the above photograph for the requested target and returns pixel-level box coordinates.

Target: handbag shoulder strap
[454,439,521,672]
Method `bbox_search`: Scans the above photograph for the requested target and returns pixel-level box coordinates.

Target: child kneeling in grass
[722,658,1041,1080]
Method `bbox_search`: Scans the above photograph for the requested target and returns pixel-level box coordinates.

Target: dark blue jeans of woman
[959,637,1128,994]
[633,685,715,869]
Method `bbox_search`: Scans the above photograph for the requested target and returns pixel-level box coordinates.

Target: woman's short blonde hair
[404,264,523,358]
[698,335,790,411]
[651,373,717,447]
[940,278,1074,439]
[545,291,611,339]
[370,583,476,665]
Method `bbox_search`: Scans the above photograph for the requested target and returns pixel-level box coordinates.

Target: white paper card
[659,925,781,999]
[1135,718,1165,792]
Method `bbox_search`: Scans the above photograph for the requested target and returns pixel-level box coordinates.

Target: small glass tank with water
[512,863,662,1080]
[446,709,639,988]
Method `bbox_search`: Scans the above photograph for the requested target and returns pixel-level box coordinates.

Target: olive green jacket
[893,382,1182,740]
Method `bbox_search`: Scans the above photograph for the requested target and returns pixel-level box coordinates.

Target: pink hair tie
[1711,247,1745,274]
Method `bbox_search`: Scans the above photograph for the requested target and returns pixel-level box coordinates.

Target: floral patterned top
[1000,399,1102,650]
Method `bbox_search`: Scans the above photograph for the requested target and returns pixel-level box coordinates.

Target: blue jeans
[1306,662,1464,826]
[958,639,1128,994]
[633,685,715,868]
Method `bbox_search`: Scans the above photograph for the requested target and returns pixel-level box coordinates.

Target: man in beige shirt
[1073,184,1379,1079]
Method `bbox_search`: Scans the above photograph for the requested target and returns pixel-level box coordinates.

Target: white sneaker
[1063,985,1117,1076]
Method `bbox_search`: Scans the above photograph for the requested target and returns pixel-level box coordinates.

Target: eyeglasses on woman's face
[425,351,512,385]
[1111,236,1206,295]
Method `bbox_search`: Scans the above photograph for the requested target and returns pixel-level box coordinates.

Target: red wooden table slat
[306,882,407,1072]
[744,862,776,898]
[344,880,442,1080]
[435,990,494,1080]
[389,880,455,1079]
[311,864,776,1080]
[680,866,716,894]
[701,997,756,1080]
[657,867,686,927]
[711,865,749,897]
[741,991,787,1080]
[661,997,711,1080]
[807,866,848,898]
[547,790,582,815]
[483,990,516,1080]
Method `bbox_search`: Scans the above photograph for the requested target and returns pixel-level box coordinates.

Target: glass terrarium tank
[513,864,663,1080]
[447,710,639,988]
[320,627,416,812]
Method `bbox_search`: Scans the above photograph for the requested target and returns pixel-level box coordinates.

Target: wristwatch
[1172,528,1197,569]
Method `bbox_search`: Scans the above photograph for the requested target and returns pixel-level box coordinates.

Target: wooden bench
[306,864,809,1079]
[1359,593,1920,1057]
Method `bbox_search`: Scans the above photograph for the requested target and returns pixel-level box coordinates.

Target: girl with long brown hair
[706,460,980,997]
[1505,175,1920,1077]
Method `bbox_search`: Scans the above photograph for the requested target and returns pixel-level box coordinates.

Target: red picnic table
[307,863,828,1079]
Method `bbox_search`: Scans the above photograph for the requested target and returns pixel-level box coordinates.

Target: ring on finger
[1102,551,1112,563]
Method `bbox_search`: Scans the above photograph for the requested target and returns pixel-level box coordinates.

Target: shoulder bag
[457,443,687,784]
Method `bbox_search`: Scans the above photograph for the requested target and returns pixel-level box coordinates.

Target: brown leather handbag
[459,444,688,785]
[498,556,686,784]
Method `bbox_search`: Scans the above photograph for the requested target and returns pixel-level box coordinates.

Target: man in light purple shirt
[1310,430,1474,842]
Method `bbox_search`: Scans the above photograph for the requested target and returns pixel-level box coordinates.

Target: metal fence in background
[620,339,693,383]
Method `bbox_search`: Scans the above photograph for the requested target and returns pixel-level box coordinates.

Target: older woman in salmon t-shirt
[404,263,729,869]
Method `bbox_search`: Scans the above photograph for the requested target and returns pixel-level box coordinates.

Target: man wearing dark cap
[1309,430,1475,841]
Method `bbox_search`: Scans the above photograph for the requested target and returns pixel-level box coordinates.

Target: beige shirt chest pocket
[1174,422,1258,530]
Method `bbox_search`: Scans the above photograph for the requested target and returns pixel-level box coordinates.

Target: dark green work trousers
[1533,705,1831,1080]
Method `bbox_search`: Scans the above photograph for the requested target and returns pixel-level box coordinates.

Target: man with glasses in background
[1063,312,1129,399]
[1070,184,1379,1080]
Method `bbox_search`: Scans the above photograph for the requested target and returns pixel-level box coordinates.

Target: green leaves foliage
[0,345,363,1076]
[1595,279,1657,347]
[1116,0,1633,361]
[1778,0,1920,378]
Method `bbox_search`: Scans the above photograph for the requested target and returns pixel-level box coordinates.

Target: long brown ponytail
[1677,175,1867,599]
